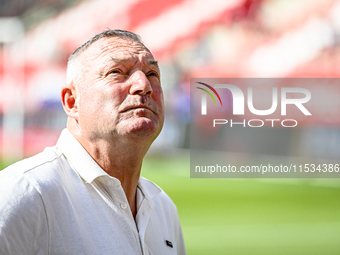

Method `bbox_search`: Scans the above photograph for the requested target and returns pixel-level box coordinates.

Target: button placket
[136,200,153,255]
[101,177,138,240]
[100,178,125,213]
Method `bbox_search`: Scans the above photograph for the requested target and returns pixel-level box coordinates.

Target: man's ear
[61,84,78,120]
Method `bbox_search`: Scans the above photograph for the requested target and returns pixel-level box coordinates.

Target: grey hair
[66,29,143,85]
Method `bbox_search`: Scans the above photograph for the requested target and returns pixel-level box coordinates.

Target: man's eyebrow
[149,60,159,66]
[109,57,158,67]
[110,57,132,63]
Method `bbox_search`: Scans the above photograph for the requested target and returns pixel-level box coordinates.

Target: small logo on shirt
[165,240,173,248]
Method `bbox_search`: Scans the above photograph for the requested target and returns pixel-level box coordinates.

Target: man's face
[75,37,164,142]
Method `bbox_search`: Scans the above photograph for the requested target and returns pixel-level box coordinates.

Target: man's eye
[147,71,158,77]
[109,69,120,74]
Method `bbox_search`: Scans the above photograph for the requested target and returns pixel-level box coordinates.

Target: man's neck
[88,139,145,217]
[68,124,152,219]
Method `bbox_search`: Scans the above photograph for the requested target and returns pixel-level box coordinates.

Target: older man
[0,30,186,255]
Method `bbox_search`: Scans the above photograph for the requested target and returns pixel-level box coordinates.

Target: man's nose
[129,70,152,96]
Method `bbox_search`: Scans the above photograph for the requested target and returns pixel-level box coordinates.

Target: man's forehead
[84,36,155,62]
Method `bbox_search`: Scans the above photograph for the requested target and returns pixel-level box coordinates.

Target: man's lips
[121,105,156,114]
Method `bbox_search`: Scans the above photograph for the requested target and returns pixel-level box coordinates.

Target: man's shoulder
[0,148,60,254]
[0,146,64,189]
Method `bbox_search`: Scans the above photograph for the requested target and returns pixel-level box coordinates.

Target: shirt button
[120,203,128,210]
[107,180,116,186]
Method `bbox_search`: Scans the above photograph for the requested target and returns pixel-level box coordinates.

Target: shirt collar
[56,128,108,183]
[138,177,161,199]
[56,129,161,199]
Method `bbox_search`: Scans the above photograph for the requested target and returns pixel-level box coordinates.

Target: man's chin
[121,118,162,138]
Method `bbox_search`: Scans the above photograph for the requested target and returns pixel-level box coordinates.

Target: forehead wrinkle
[77,37,146,63]
[82,38,158,77]
[87,37,152,62]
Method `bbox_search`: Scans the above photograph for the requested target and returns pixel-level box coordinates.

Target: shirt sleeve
[0,170,49,255]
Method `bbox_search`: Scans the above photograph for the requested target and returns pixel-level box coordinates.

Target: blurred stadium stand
[0,0,340,160]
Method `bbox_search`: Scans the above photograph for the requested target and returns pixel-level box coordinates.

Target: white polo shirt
[0,129,186,255]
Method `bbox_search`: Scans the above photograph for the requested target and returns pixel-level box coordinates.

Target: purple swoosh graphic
[196,82,223,106]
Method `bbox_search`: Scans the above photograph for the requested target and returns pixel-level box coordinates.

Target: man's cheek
[152,90,164,104]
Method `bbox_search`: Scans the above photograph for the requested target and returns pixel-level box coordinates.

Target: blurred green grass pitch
[142,152,340,255]
[1,154,340,254]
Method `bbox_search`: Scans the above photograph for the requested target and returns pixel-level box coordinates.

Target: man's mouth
[122,105,156,114]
